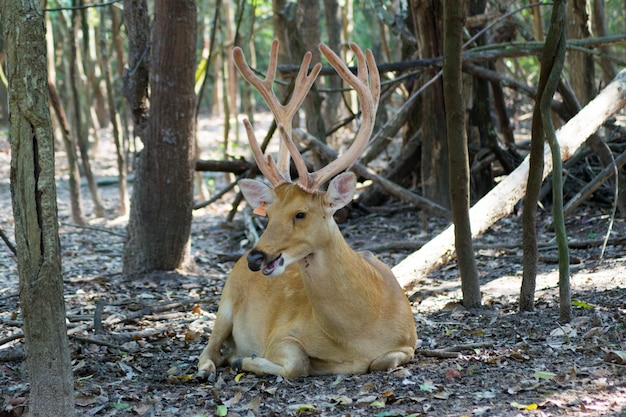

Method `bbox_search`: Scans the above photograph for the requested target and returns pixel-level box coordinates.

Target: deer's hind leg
[232,337,310,379]
[368,348,414,372]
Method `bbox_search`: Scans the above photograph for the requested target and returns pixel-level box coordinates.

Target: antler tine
[243,119,287,188]
[233,39,322,182]
[295,43,381,192]
[278,124,310,183]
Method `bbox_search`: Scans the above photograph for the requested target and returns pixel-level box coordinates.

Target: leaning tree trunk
[123,0,197,275]
[5,1,75,415]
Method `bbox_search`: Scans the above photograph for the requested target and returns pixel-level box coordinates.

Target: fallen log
[393,68,626,292]
[195,158,250,174]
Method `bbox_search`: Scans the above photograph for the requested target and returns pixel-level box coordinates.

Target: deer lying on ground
[197,40,417,380]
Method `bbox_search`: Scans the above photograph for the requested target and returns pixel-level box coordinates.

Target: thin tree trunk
[443,0,481,308]
[522,0,569,314]
[393,69,626,291]
[5,1,75,414]
[97,8,128,216]
[323,0,343,131]
[48,80,87,224]
[540,0,570,321]
[122,0,150,138]
[69,2,105,217]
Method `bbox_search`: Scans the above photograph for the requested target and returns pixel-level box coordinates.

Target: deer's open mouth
[262,255,284,276]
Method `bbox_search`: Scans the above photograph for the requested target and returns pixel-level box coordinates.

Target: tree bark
[567,0,595,104]
[538,0,570,321]
[411,0,450,208]
[5,1,75,415]
[393,69,626,291]
[97,10,128,216]
[69,2,105,217]
[122,0,150,139]
[48,80,86,225]
[123,0,198,275]
[443,0,481,308]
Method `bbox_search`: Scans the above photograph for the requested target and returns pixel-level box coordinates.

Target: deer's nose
[247,250,266,272]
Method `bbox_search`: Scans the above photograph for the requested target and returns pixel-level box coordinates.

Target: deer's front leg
[232,338,310,379]
[197,303,235,380]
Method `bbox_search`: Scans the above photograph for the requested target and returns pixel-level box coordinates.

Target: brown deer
[197,40,417,380]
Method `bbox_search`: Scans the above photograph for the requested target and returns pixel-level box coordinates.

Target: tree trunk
[48,80,86,225]
[322,0,343,131]
[539,0,570,322]
[97,7,128,216]
[123,0,198,275]
[297,0,325,144]
[5,1,75,415]
[122,0,150,139]
[393,69,626,291]
[69,2,105,217]
[411,0,449,208]
[567,0,595,104]
[443,0,481,308]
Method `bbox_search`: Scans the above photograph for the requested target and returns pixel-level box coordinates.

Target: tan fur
[197,184,417,379]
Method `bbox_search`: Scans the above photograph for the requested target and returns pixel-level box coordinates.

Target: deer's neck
[297,230,381,333]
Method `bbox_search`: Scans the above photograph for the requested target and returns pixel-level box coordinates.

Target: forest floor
[1,118,626,417]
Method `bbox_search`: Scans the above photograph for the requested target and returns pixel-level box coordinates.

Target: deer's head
[233,40,380,277]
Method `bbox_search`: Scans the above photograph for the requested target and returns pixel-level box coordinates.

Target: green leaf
[111,402,130,410]
[419,382,436,392]
[370,400,386,407]
[533,370,557,380]
[511,401,538,410]
[572,300,595,309]
[215,405,228,416]
[291,404,316,412]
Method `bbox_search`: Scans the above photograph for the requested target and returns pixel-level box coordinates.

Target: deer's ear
[238,179,277,212]
[325,172,356,213]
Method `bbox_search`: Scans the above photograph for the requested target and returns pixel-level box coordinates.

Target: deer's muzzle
[247,249,284,276]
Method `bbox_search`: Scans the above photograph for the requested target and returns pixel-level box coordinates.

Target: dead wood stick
[60,222,126,237]
[106,299,196,326]
[442,342,492,352]
[417,342,493,358]
[294,129,451,219]
[564,149,626,216]
[194,179,239,210]
[0,349,24,363]
[0,228,17,256]
[417,349,460,358]
[0,333,23,348]
[68,335,131,351]
[195,158,250,174]
[109,328,167,343]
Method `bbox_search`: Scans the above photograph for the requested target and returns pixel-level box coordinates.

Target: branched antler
[234,40,380,192]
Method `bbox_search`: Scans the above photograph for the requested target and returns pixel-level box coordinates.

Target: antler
[232,39,322,186]
[289,43,380,192]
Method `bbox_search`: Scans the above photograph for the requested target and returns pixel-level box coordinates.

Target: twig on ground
[0,228,17,256]
[417,342,493,358]
[60,222,127,237]
[68,334,131,351]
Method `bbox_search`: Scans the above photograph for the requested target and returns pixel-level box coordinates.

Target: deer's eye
[295,212,306,220]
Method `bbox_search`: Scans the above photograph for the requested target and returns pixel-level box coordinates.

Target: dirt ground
[1,120,626,417]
